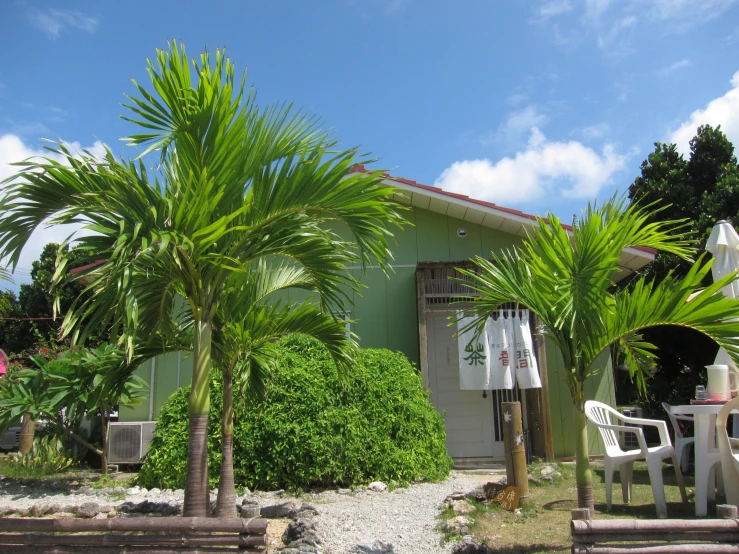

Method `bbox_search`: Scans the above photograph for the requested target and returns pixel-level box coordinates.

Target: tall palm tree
[0,42,403,516]
[210,261,356,517]
[456,198,739,512]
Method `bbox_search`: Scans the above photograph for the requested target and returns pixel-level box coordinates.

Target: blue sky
[1,0,739,287]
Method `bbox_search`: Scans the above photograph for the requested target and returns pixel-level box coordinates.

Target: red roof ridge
[350,164,656,256]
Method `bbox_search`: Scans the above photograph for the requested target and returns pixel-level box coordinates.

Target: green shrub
[0,435,78,478]
[138,336,452,490]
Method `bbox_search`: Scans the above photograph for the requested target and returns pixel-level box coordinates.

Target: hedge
[137,335,452,490]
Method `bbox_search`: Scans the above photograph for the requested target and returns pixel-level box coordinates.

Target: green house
[119,167,654,464]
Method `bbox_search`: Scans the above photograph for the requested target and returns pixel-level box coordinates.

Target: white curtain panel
[487,312,515,390]
[456,313,491,390]
[513,310,542,389]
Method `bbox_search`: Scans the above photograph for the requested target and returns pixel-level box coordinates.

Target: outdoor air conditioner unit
[616,406,643,450]
[107,422,156,464]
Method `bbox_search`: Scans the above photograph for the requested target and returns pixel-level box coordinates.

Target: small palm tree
[456,197,739,511]
[210,261,356,517]
[0,42,403,515]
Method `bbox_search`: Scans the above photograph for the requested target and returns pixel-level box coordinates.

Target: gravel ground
[301,470,501,554]
[0,470,502,554]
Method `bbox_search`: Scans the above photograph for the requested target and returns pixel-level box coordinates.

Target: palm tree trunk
[99,407,108,476]
[574,396,594,514]
[184,320,212,517]
[215,366,236,518]
[19,412,35,455]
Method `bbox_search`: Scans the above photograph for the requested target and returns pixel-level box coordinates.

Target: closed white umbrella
[706,220,739,502]
[706,220,739,371]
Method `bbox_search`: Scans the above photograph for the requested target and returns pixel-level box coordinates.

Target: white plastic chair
[716,396,739,508]
[585,400,688,518]
[662,402,694,472]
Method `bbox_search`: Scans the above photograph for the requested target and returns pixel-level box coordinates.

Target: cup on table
[705,364,731,401]
[695,385,708,400]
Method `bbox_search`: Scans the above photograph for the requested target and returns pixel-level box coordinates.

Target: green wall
[120,206,618,459]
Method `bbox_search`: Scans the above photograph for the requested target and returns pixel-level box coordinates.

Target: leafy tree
[629,124,739,279]
[43,344,148,474]
[455,197,739,512]
[209,262,355,516]
[0,368,51,454]
[0,290,30,355]
[627,125,739,405]
[0,342,174,470]
[0,42,404,515]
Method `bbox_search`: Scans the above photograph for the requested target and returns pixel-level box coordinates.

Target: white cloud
[579,122,610,140]
[536,0,574,20]
[645,0,737,25]
[27,8,99,39]
[435,127,628,205]
[0,134,105,287]
[534,0,738,53]
[660,59,691,76]
[383,0,411,15]
[668,71,739,155]
[490,105,549,145]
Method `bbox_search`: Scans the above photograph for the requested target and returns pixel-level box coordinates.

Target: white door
[427,311,500,459]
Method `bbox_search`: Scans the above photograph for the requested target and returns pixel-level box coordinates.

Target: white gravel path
[302,470,499,554]
[0,470,501,554]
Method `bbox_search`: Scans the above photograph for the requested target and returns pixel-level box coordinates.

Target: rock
[540,465,558,477]
[17,508,29,517]
[147,488,162,497]
[268,489,285,497]
[337,488,352,495]
[77,502,101,518]
[239,504,261,518]
[62,505,78,514]
[260,500,300,519]
[282,518,317,544]
[117,502,134,513]
[447,492,466,501]
[78,485,93,495]
[99,505,112,513]
[452,537,495,554]
[298,503,318,517]
[450,499,476,515]
[125,486,141,496]
[443,516,473,535]
[3,507,16,515]
[47,504,60,515]
[465,488,487,502]
[281,549,301,554]
[29,504,41,517]
[107,510,117,518]
[368,481,388,492]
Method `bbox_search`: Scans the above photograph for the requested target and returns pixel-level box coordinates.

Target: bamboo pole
[0,518,268,534]
[0,534,267,547]
[572,545,739,554]
[3,545,265,554]
[571,519,739,535]
[502,401,528,505]
[573,532,739,543]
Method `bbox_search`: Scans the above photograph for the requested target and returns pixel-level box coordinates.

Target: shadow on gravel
[349,541,396,553]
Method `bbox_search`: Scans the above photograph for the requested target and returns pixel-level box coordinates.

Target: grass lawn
[445,460,715,553]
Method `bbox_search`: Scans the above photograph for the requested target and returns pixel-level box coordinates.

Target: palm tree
[210,261,356,517]
[0,42,403,516]
[455,198,739,512]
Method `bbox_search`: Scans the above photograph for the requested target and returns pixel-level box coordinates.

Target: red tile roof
[349,164,656,256]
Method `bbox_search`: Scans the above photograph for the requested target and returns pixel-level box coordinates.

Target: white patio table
[670,403,739,516]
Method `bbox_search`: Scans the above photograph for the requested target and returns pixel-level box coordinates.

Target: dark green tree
[626,124,739,407]
[629,124,739,280]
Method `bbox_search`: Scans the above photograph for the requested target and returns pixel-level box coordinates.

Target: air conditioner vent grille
[108,425,142,464]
